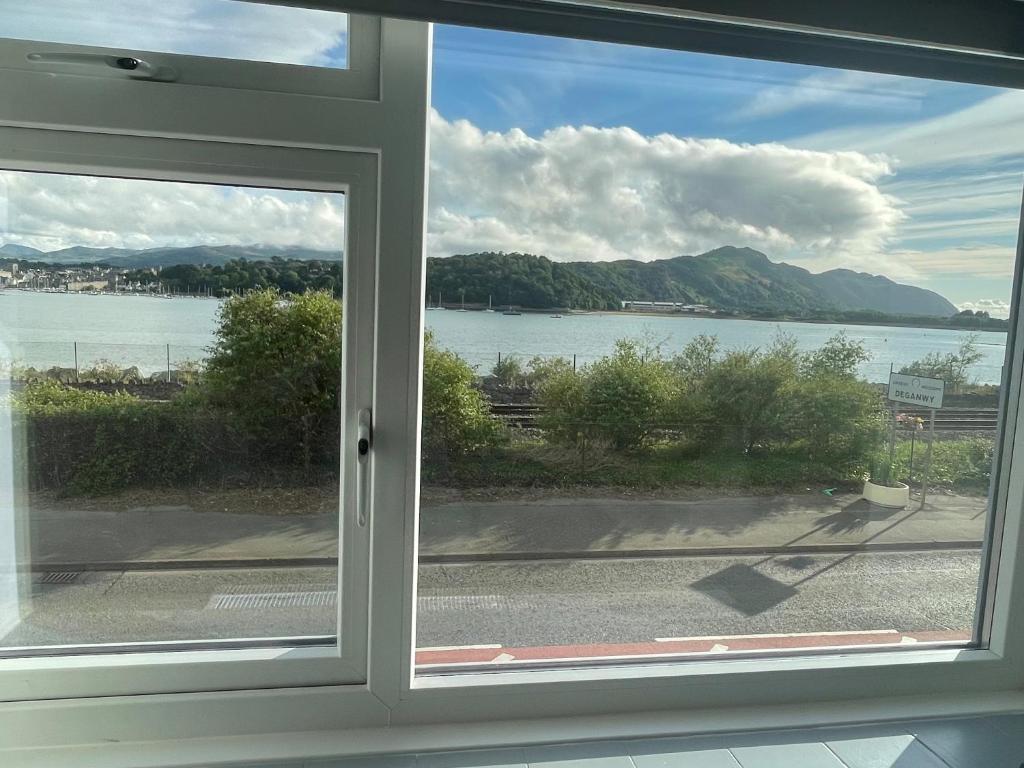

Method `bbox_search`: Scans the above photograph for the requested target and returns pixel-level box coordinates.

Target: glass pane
[0,0,348,68]
[0,170,346,651]
[415,25,1022,672]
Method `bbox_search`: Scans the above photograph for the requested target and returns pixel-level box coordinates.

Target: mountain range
[2,242,957,317]
[0,243,341,269]
[427,247,958,317]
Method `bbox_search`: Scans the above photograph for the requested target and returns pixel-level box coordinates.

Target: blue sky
[430,25,1024,315]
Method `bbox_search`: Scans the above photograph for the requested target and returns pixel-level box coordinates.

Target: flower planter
[862,479,910,509]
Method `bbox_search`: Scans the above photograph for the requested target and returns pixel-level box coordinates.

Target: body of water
[0,291,1009,385]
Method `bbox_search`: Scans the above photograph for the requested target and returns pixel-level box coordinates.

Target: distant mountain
[0,243,45,258]
[1,243,342,268]
[426,247,958,317]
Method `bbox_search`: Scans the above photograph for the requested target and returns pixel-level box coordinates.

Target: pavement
[24,491,989,569]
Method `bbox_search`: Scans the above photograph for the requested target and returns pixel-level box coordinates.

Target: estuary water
[0,290,1008,384]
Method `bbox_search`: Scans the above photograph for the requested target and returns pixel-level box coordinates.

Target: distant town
[0,261,176,296]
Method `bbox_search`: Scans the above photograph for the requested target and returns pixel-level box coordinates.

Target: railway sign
[888,372,944,409]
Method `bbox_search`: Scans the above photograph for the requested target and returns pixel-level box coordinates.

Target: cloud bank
[0,172,344,252]
[959,299,1012,319]
[427,110,903,263]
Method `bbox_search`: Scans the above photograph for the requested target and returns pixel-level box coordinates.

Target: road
[1,550,980,652]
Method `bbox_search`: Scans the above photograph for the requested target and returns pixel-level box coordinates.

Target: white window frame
[0,13,381,100]
[1,6,1024,759]
[0,126,378,700]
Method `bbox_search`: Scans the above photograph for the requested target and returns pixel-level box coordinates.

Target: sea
[0,291,1009,385]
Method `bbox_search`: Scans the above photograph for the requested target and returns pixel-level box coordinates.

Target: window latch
[27,52,179,82]
[356,408,372,527]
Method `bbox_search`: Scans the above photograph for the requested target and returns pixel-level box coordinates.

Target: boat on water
[550,314,563,318]
[484,294,495,312]
[457,289,468,312]
[502,288,521,315]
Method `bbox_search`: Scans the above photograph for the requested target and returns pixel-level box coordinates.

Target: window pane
[0,170,346,651]
[415,25,1021,672]
[0,0,348,68]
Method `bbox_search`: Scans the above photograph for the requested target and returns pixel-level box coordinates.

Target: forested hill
[426,247,958,317]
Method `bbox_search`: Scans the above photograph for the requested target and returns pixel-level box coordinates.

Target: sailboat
[502,288,521,316]
[438,290,446,310]
[457,289,469,312]
[485,294,495,312]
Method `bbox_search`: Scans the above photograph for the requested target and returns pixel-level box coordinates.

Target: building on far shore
[621,300,713,314]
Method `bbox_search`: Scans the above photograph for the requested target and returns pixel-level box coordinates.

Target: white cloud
[0,0,347,67]
[959,299,1012,319]
[796,90,1024,170]
[427,110,904,263]
[0,172,344,252]
[885,245,1016,279]
[735,70,925,120]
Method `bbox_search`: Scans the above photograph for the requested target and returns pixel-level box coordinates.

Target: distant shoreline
[3,289,1007,334]
[434,303,1009,334]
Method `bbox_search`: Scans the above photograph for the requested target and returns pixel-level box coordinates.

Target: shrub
[203,289,343,472]
[901,334,983,393]
[421,331,502,468]
[694,335,799,453]
[534,361,586,446]
[535,340,673,451]
[11,381,210,494]
[491,355,525,387]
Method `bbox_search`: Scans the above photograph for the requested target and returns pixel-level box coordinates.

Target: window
[0,1,380,99]
[1,170,345,651]
[0,128,383,699]
[3,4,1024,753]
[414,24,1023,674]
[0,0,349,68]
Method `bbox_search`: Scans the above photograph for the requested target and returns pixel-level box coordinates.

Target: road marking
[417,595,515,611]
[206,590,336,610]
[654,629,897,642]
[417,644,503,652]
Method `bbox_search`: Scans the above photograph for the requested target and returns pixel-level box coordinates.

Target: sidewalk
[26,491,988,568]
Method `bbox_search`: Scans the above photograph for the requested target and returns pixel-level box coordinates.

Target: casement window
[1,0,1024,757]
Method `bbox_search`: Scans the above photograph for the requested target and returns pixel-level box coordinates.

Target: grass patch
[430,434,995,495]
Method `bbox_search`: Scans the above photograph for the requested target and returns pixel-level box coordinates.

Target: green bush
[11,381,211,495]
[203,289,343,472]
[534,360,586,446]
[901,334,983,393]
[693,335,799,453]
[421,331,502,469]
[491,355,525,387]
[534,340,674,451]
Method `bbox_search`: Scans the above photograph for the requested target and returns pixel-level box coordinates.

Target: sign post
[887,372,944,508]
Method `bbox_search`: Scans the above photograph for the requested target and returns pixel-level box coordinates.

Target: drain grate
[38,571,80,584]
[206,590,337,610]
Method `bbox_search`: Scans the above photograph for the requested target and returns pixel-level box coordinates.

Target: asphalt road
[1,550,980,650]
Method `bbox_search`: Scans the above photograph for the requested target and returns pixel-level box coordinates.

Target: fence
[0,341,208,381]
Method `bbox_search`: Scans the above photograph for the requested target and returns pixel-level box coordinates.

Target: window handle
[356,408,372,527]
[27,52,179,82]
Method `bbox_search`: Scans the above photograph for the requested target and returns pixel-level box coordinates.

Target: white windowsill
[6,689,1024,768]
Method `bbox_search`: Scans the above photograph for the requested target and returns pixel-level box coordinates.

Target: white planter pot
[863,479,910,509]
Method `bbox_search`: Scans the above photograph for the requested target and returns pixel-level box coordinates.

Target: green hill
[426,247,958,317]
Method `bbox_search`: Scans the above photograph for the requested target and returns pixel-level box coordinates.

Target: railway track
[489,402,1000,432]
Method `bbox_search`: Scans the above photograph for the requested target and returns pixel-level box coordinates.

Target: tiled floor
[297,715,1024,768]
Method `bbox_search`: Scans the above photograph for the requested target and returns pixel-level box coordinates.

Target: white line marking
[709,643,729,652]
[490,652,516,663]
[655,629,898,642]
[417,644,503,652]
